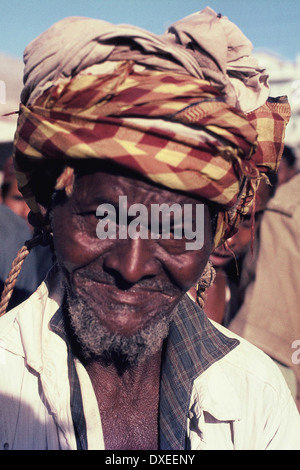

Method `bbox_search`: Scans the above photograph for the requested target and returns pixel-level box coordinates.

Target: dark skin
[51,167,214,450]
[85,351,162,449]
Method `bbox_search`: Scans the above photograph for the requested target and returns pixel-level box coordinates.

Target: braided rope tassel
[0,244,31,317]
[0,229,49,318]
[196,260,216,309]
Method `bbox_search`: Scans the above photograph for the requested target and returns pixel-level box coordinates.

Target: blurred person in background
[229,171,300,411]
[0,159,38,308]
[0,155,53,309]
[1,156,30,222]
[196,143,300,411]
[190,177,277,325]
[277,145,298,186]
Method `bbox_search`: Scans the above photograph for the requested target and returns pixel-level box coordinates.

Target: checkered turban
[12,8,291,247]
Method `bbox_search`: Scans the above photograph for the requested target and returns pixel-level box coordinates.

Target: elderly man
[0,8,299,450]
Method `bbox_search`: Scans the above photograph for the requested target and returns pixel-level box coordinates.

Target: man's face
[210,180,271,268]
[51,168,213,363]
[3,179,30,222]
[210,215,254,267]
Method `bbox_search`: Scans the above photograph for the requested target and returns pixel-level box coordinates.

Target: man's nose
[103,237,160,284]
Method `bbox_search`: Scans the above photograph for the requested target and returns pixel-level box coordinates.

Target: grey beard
[60,268,173,370]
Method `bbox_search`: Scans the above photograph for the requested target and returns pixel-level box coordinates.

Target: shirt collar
[159,294,239,450]
[49,292,240,451]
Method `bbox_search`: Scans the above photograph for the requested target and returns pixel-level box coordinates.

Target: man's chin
[63,285,172,371]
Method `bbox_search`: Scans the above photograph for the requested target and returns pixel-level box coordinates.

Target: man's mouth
[72,267,180,298]
[75,279,177,311]
[69,273,179,335]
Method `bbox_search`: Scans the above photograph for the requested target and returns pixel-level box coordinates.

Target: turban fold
[12,8,291,248]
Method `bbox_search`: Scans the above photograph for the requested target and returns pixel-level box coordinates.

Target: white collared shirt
[0,269,299,450]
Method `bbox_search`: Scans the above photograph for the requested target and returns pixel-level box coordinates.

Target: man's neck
[85,348,162,386]
[85,349,163,450]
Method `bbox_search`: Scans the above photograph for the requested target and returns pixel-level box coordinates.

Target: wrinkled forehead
[68,160,212,210]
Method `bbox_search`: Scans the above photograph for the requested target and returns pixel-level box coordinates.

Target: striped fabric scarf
[13,61,290,247]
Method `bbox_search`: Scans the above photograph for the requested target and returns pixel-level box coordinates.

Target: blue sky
[1,0,300,61]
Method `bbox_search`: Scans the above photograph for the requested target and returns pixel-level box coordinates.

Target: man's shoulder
[0,267,64,347]
[189,319,300,450]
[199,320,292,399]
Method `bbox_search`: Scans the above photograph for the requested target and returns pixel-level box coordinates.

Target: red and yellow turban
[12,10,291,248]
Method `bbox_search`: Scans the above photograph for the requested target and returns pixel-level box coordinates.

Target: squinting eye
[158,236,189,254]
[77,210,104,227]
[78,210,98,219]
[161,225,183,240]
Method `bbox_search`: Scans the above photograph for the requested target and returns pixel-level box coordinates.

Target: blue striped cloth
[159,294,239,449]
